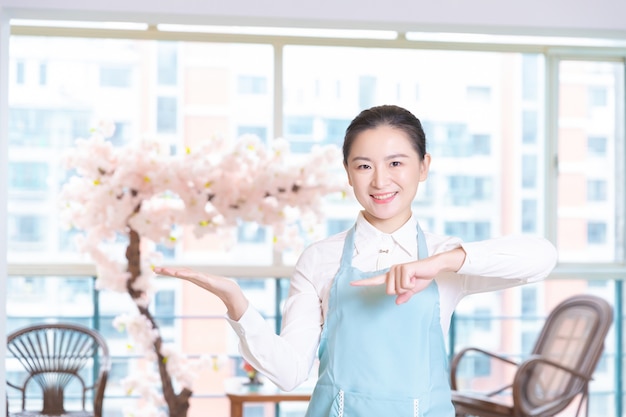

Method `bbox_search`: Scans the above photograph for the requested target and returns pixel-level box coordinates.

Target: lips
[371,192,397,202]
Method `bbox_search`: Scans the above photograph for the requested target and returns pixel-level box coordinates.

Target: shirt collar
[353,212,418,258]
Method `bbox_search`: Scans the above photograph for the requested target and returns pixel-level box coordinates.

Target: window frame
[3,16,626,417]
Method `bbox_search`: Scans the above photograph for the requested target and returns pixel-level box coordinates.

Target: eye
[390,161,402,167]
[357,164,371,170]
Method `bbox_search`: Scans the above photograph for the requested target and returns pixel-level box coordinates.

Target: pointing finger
[350,274,386,287]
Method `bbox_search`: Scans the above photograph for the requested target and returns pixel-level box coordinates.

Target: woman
[155,104,557,417]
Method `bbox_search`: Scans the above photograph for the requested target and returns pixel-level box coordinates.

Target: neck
[362,211,412,234]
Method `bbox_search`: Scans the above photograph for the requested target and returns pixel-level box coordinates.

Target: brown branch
[125,221,192,417]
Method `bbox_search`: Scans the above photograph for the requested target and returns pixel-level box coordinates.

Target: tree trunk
[126,227,193,417]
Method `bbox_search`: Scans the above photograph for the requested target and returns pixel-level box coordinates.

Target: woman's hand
[350,247,466,305]
[153,266,249,320]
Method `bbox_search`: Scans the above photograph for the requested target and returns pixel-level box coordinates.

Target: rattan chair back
[6,323,110,417]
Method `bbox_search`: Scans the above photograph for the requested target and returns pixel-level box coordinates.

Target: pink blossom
[60,130,350,411]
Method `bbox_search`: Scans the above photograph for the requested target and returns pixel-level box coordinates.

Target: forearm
[227,293,322,391]
[459,235,557,281]
[432,247,467,273]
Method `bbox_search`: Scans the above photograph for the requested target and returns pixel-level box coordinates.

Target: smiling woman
[154,104,558,417]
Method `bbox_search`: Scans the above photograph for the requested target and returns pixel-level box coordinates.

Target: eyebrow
[350,153,410,163]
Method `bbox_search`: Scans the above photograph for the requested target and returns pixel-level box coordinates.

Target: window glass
[521,154,537,188]
[157,41,178,86]
[8,36,274,265]
[557,60,624,263]
[99,66,132,88]
[237,75,267,94]
[8,162,48,190]
[588,135,607,155]
[157,96,177,133]
[6,29,625,417]
[38,62,47,85]
[521,199,537,233]
[284,46,546,246]
[522,110,538,144]
[15,60,25,84]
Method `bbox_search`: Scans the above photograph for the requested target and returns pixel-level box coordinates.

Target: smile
[371,192,397,201]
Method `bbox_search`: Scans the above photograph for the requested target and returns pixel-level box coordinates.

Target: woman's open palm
[153,266,248,319]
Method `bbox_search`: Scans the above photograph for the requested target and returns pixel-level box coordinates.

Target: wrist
[225,293,249,321]
[436,247,466,273]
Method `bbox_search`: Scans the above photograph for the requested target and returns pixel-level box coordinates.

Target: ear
[344,162,353,187]
[419,153,431,182]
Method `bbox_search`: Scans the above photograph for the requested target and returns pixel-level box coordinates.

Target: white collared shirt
[227,212,557,391]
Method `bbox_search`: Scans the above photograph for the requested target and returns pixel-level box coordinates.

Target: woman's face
[344,125,430,234]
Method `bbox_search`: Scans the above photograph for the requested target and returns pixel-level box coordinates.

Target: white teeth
[372,192,395,200]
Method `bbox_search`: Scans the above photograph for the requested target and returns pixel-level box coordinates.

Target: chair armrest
[450,347,519,389]
[6,382,23,392]
[516,354,591,381]
[512,355,592,417]
[93,368,109,417]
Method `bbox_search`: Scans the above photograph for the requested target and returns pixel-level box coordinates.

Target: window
[237,222,267,243]
[587,179,607,202]
[157,96,177,133]
[447,176,492,205]
[589,86,608,107]
[9,109,48,147]
[522,54,539,101]
[8,215,44,244]
[284,116,314,137]
[474,308,491,331]
[326,219,354,236]
[237,75,267,94]
[16,60,24,84]
[522,110,537,144]
[107,121,131,146]
[284,115,315,152]
[358,75,377,109]
[237,125,268,143]
[325,118,350,146]
[521,154,537,188]
[439,123,469,157]
[466,85,491,102]
[444,221,491,242]
[587,222,607,244]
[5,26,625,417]
[471,134,490,155]
[473,355,491,377]
[154,290,176,327]
[39,62,47,85]
[521,199,537,233]
[521,330,536,354]
[99,66,132,88]
[8,162,48,191]
[558,60,621,263]
[157,41,178,86]
[588,135,607,156]
[521,286,537,315]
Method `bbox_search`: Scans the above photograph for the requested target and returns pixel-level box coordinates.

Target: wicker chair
[6,323,110,417]
[450,294,613,417]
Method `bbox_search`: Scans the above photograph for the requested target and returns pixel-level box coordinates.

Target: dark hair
[342,104,426,164]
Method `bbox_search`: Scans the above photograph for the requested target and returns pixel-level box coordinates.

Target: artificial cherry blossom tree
[59,126,347,417]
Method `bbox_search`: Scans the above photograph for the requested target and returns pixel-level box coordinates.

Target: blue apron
[305,224,455,417]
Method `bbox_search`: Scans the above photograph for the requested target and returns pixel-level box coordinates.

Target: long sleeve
[435,234,558,335]
[226,234,343,391]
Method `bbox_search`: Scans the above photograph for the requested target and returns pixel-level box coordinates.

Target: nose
[372,166,390,188]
